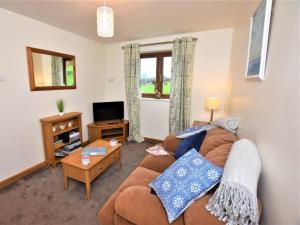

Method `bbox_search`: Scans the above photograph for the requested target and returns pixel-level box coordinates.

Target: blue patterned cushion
[174,130,207,159]
[149,149,223,223]
[176,124,214,138]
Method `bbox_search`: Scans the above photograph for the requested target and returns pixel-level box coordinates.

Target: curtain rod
[121,38,198,49]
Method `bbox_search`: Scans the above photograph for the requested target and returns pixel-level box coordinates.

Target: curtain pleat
[124,44,144,143]
[169,37,196,134]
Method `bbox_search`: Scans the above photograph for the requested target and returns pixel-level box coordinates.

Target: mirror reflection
[27,47,76,91]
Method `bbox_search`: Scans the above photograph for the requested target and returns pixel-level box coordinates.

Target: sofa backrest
[200,127,238,168]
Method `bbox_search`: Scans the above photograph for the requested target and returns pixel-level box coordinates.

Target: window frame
[140,51,172,99]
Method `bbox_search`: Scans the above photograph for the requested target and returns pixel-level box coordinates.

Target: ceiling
[0,0,260,44]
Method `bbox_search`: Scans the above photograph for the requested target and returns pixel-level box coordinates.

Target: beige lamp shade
[205,98,221,110]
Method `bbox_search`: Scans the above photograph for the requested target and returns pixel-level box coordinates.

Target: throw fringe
[206,182,259,225]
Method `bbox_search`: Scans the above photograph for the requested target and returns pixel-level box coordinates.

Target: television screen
[93,101,124,123]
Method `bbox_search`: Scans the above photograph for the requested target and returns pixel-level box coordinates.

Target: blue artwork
[246,0,272,79]
[247,0,266,76]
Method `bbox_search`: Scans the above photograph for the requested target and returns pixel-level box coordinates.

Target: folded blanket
[213,117,239,134]
[206,139,261,225]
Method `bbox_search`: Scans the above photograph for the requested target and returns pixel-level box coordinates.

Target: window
[140,51,172,99]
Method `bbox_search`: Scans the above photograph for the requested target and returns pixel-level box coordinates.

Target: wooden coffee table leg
[63,164,68,190]
[85,171,91,200]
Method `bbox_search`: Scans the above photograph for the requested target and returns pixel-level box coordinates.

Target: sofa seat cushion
[184,193,262,225]
[98,167,160,225]
[115,186,184,225]
[139,154,176,173]
[184,193,226,225]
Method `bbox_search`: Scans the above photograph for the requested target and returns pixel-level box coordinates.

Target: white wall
[0,8,106,181]
[105,29,233,139]
[226,2,299,224]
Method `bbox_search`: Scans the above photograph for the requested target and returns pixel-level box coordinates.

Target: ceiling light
[97,3,114,37]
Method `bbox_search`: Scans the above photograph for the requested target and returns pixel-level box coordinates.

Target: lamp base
[209,109,214,124]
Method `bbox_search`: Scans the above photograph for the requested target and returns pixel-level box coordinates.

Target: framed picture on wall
[245,0,272,80]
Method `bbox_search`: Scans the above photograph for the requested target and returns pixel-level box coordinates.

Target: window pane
[163,56,171,95]
[140,58,156,94]
[66,61,74,86]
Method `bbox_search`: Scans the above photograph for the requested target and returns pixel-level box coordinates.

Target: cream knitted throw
[206,139,261,225]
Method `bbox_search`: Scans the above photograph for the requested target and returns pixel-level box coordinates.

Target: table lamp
[205,98,221,123]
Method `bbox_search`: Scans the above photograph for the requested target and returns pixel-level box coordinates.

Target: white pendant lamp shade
[97,6,114,37]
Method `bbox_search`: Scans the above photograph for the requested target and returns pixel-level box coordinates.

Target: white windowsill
[140,97,170,102]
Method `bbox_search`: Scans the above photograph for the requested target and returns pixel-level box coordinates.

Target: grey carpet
[0,141,152,225]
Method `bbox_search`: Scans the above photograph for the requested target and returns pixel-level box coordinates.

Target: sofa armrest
[115,186,184,225]
[163,134,182,153]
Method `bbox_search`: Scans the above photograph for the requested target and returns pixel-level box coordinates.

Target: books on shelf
[63,140,81,150]
[82,147,107,156]
[54,139,63,145]
[69,131,80,140]
[55,140,82,157]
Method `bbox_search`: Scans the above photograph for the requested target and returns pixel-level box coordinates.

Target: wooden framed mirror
[26,47,76,91]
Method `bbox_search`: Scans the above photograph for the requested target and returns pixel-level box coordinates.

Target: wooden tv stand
[87,120,129,143]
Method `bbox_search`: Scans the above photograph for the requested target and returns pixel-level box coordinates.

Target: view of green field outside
[140,82,171,94]
[140,56,171,95]
[163,82,171,94]
[66,64,74,86]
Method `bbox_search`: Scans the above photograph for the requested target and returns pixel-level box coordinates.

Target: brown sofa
[98,125,242,225]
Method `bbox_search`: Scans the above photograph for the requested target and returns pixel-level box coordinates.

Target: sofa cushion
[205,143,232,168]
[184,194,262,225]
[139,154,176,173]
[149,149,223,223]
[184,193,226,225]
[98,167,160,225]
[200,127,237,156]
[115,186,184,225]
[174,130,207,159]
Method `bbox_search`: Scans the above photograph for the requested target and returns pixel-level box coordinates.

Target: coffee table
[61,139,122,200]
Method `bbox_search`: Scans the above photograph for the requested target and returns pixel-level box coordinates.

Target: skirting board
[0,138,158,190]
[0,161,48,190]
[0,139,90,189]
[144,137,164,144]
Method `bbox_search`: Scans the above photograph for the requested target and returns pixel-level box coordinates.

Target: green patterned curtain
[169,37,196,134]
[51,56,63,86]
[124,44,144,143]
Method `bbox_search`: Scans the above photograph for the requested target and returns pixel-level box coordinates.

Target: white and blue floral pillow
[149,149,223,223]
[176,124,215,138]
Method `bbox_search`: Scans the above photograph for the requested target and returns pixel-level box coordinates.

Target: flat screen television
[93,101,124,123]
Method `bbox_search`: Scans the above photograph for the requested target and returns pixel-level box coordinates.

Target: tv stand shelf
[87,120,128,143]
